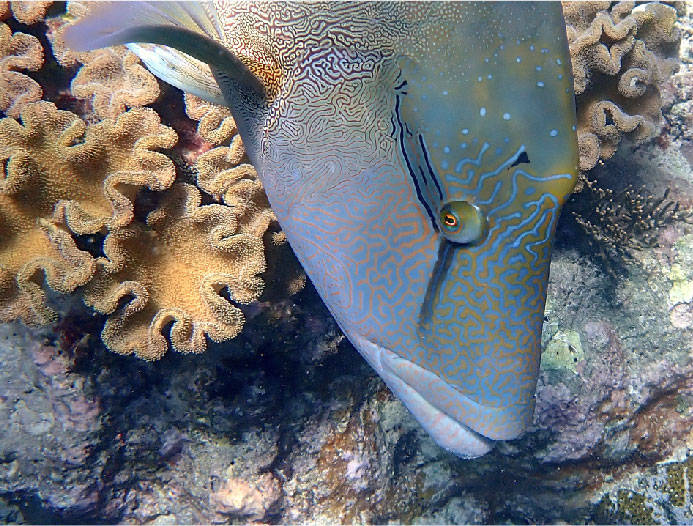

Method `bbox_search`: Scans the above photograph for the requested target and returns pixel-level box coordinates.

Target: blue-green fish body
[65,1,578,458]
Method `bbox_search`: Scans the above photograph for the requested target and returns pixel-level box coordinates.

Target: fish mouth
[351,333,494,459]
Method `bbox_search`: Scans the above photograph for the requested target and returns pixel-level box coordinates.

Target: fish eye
[442,211,460,232]
[438,201,486,244]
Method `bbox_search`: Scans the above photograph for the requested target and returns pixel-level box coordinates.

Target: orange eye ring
[442,212,459,231]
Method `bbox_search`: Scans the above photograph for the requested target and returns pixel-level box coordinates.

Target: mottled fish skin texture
[64,1,579,458]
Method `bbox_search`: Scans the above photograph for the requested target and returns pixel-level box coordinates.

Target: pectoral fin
[62,1,265,105]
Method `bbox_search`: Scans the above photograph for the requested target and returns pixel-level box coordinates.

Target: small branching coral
[83,183,266,360]
[0,101,177,323]
[0,21,43,117]
[571,180,692,274]
[563,1,681,174]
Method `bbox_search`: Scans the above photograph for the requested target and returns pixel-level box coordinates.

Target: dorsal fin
[62,2,267,104]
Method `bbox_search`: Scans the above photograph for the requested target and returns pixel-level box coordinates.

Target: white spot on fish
[444,146,450,153]
[462,128,469,135]
[443,90,448,95]
[487,74,492,79]
[530,44,535,51]
[442,160,449,170]
[503,113,511,120]
[516,56,522,63]
[478,76,483,82]
[536,66,542,71]
[480,107,486,116]
[556,58,562,65]
[550,129,558,136]
[537,81,545,87]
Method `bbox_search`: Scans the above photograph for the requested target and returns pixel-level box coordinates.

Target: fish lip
[351,333,530,443]
[350,333,499,458]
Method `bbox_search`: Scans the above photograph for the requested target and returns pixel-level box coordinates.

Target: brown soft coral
[196,143,306,299]
[0,103,97,324]
[10,1,53,25]
[0,22,43,117]
[0,102,177,323]
[563,1,681,172]
[83,183,266,359]
[1,102,176,233]
[45,1,87,68]
[71,48,161,120]
[196,140,275,239]
[184,93,238,146]
[46,2,159,120]
[0,215,94,325]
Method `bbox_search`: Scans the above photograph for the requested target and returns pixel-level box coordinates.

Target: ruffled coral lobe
[83,183,266,359]
[563,1,681,172]
[0,101,177,324]
[0,21,43,117]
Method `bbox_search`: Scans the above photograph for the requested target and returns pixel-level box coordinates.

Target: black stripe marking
[510,151,530,167]
[394,94,438,231]
[418,135,444,201]
[418,239,454,332]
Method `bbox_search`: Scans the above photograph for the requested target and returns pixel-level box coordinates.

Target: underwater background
[0,1,692,523]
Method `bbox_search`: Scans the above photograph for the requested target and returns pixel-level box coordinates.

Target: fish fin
[126,43,225,106]
[62,1,266,102]
[62,2,223,53]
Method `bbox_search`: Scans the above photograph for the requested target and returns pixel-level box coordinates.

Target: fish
[64,1,579,458]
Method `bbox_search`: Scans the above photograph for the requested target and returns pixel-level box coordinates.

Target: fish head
[258,3,578,457]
